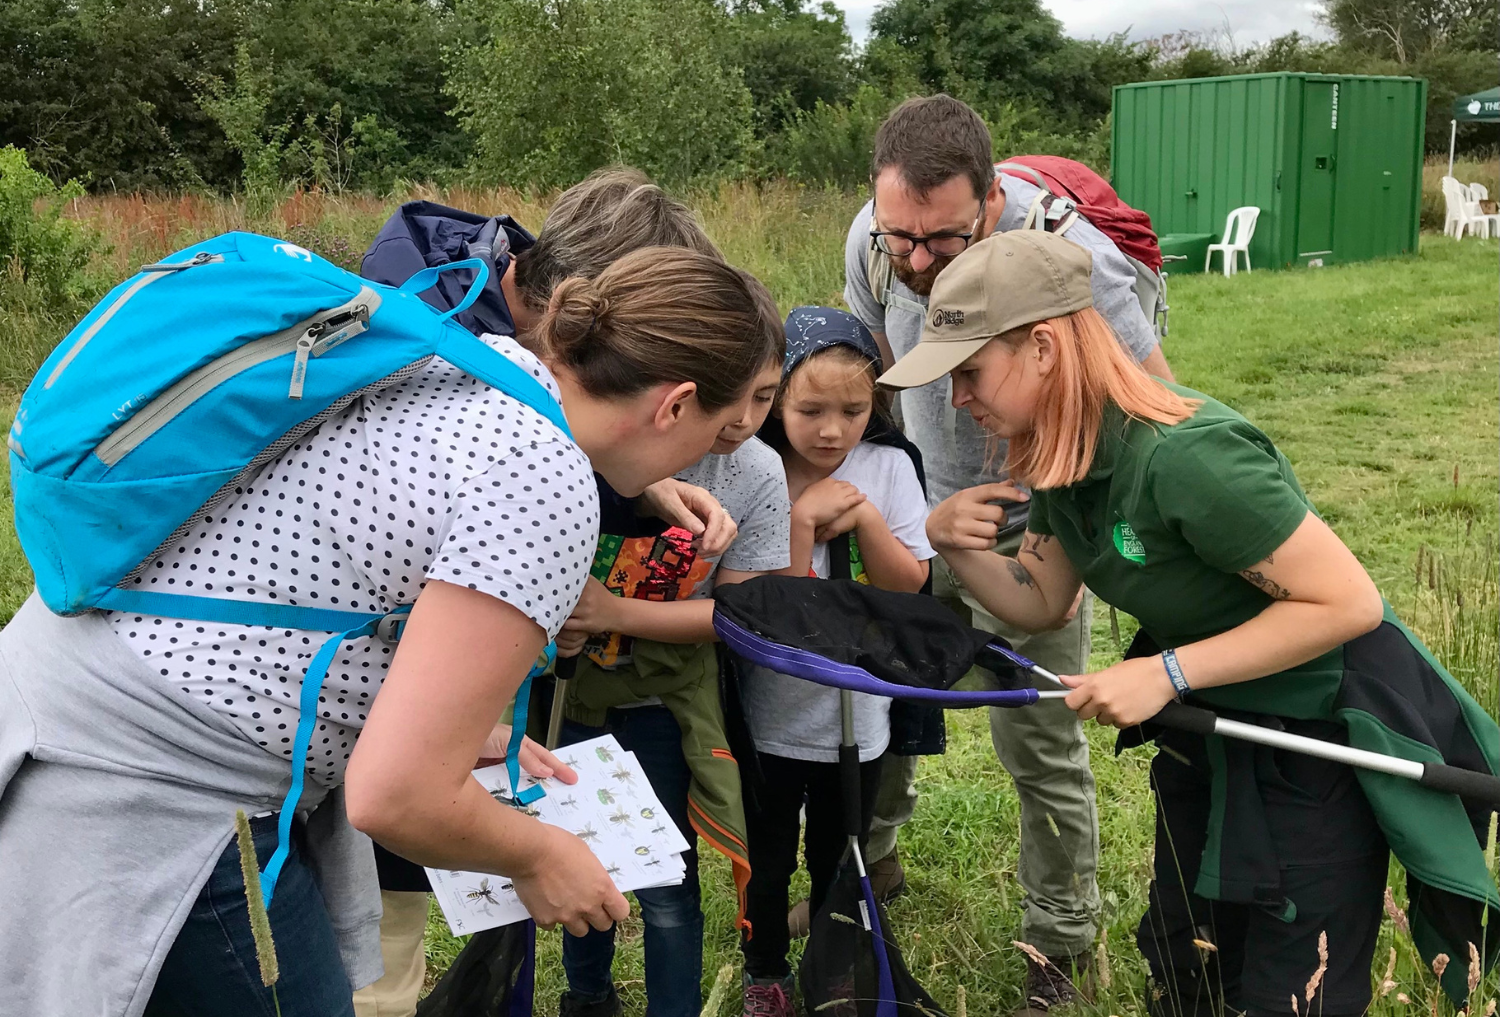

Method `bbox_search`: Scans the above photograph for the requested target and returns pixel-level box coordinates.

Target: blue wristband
[1161,649,1190,700]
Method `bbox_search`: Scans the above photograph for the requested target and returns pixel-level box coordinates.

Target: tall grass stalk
[234,809,282,1016]
[1406,542,1499,716]
[700,963,734,1016]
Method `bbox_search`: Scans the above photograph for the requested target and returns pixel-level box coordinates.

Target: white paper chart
[427,734,691,936]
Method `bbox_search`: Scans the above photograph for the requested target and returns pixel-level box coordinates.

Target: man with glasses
[834,94,1173,1016]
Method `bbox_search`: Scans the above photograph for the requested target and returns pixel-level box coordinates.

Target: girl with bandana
[736,307,938,1016]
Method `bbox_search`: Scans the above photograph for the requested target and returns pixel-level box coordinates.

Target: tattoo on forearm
[1240,568,1291,600]
[1006,559,1037,589]
[1019,533,1051,564]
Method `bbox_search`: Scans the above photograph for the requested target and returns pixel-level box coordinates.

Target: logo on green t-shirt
[1113,519,1146,564]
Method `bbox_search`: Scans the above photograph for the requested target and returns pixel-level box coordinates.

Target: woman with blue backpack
[354,165,747,1017]
[0,239,783,1017]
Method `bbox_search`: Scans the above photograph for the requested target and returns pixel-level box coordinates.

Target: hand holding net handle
[996,645,1500,808]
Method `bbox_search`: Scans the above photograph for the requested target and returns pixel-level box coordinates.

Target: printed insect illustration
[561,756,580,770]
[645,857,663,868]
[557,795,579,809]
[488,787,539,817]
[634,845,651,856]
[605,863,622,877]
[609,807,633,827]
[611,764,636,785]
[596,787,617,805]
[651,823,668,837]
[638,806,656,820]
[595,745,615,763]
[465,878,501,910]
[574,824,599,843]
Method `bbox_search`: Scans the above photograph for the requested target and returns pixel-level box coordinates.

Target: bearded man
[836,94,1173,1016]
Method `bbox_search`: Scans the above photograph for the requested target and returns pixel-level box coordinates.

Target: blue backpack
[9,232,565,901]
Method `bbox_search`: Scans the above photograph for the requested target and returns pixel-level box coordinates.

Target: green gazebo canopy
[1454,87,1500,122]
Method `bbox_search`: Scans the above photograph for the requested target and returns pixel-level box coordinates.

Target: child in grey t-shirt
[551,356,790,1017]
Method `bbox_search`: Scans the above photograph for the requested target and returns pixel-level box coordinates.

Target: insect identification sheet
[427,734,691,936]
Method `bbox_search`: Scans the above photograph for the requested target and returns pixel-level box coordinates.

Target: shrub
[763,85,896,189]
[0,146,97,303]
[450,0,755,190]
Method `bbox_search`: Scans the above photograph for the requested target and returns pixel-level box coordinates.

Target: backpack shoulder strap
[434,331,572,439]
[1020,191,1080,239]
[1002,162,1081,238]
[403,258,571,439]
[996,161,1050,193]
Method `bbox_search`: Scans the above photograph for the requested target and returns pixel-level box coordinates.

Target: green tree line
[1,0,1493,195]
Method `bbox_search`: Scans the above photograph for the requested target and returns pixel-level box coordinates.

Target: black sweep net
[799,852,950,1017]
[414,919,534,1017]
[714,576,1029,691]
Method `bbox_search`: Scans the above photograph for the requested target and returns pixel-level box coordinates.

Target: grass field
[1,186,1496,1015]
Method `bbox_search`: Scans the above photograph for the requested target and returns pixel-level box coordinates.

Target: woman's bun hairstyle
[543,275,609,365]
[540,247,783,413]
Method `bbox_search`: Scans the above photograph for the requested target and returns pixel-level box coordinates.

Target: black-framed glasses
[870,200,986,258]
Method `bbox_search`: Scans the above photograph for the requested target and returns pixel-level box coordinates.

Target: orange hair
[999,306,1201,489]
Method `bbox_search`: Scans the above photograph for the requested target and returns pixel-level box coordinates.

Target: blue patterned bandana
[781,306,882,381]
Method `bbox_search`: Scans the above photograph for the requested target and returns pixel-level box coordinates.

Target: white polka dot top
[107,335,598,786]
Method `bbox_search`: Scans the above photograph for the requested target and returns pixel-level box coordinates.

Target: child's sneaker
[741,972,796,1017]
[558,986,623,1017]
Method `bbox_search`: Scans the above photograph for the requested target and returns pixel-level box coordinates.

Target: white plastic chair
[1443,177,1489,239]
[1442,176,1466,236]
[1467,183,1500,237]
[1205,206,1260,276]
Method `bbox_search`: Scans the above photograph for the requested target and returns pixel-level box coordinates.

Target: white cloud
[1045,0,1327,45]
[835,0,1329,46]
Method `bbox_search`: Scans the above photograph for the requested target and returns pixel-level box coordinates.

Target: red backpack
[997,156,1162,272]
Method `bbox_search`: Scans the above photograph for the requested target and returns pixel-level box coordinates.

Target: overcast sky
[835,0,1329,47]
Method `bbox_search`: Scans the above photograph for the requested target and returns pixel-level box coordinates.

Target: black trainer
[558,986,623,1017]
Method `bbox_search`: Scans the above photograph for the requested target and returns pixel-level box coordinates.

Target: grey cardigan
[0,593,382,1017]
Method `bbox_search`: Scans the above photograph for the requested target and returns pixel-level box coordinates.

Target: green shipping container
[1112,73,1427,270]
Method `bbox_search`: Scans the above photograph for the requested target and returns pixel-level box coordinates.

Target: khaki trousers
[867,535,1101,957]
[351,890,429,1017]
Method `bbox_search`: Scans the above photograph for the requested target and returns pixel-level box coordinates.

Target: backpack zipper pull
[288,329,318,399]
[310,305,370,357]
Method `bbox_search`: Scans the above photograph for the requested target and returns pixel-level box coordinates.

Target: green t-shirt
[1028,385,1312,650]
[1032,387,1500,997]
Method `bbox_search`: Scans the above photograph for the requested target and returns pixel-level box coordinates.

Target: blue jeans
[561,706,703,1017]
[145,813,356,1017]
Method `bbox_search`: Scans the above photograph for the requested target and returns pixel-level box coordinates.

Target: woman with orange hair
[879,231,1498,1017]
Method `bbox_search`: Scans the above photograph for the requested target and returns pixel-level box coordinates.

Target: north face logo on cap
[930,308,965,327]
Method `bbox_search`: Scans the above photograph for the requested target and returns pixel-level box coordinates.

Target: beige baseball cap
[877,230,1095,390]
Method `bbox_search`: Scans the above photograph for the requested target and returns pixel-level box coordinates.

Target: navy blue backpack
[360,200,534,338]
[9,232,564,900]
